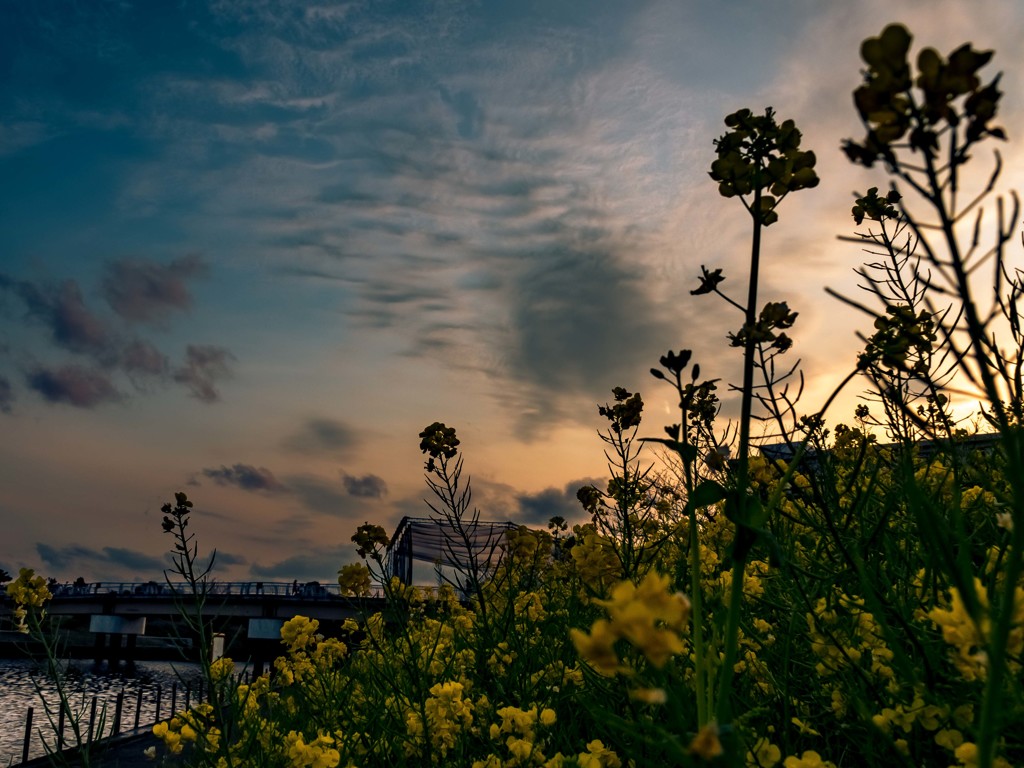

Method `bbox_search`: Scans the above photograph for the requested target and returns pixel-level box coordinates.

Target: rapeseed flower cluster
[153,703,221,756]
[571,571,691,675]
[928,578,992,682]
[148,416,1024,768]
[406,681,475,758]
[285,730,341,768]
[5,567,52,633]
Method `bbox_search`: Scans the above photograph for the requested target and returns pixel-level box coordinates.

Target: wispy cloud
[0,276,112,359]
[285,474,355,517]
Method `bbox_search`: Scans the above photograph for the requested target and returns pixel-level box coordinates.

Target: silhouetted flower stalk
[648,350,721,727]
[417,421,500,621]
[576,388,676,582]
[161,492,233,765]
[699,106,819,741]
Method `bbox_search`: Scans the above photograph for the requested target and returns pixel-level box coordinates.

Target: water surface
[0,658,205,766]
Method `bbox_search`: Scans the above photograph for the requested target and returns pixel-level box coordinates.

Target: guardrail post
[134,687,144,729]
[21,707,33,763]
[87,696,97,744]
[113,688,124,735]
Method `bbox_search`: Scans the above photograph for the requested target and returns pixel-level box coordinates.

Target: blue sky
[1,0,1022,583]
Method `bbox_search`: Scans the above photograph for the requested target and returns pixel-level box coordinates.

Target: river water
[0,658,206,766]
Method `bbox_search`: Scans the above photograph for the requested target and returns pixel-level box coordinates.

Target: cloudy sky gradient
[2,0,1022,583]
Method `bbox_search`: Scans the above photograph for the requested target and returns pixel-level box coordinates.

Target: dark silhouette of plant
[689,107,820,736]
[835,23,1019,768]
[415,422,508,621]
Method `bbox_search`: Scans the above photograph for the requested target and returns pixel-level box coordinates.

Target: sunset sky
[2,0,1022,584]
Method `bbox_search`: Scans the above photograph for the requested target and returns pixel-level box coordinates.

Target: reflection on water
[0,658,205,766]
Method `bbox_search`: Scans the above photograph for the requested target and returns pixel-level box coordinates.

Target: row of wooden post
[18,679,207,765]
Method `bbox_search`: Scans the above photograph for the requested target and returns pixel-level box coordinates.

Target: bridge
[1,516,519,670]
[31,580,388,619]
[0,580,393,673]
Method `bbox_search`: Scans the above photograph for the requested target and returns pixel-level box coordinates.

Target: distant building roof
[385,516,518,584]
[757,431,1001,474]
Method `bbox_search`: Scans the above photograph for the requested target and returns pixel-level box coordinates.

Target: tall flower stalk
[7,568,103,767]
[693,107,819,737]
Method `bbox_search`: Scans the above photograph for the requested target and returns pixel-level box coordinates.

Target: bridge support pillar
[248,619,285,679]
[89,616,146,669]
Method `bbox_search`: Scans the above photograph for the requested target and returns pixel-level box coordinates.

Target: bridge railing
[43,580,418,601]
[48,581,386,599]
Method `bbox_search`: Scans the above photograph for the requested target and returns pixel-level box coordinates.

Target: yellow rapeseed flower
[782,751,836,768]
[689,723,724,760]
[575,572,691,672]
[577,740,622,768]
[746,737,782,767]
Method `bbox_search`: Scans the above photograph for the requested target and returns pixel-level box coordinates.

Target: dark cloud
[199,551,248,572]
[341,471,388,499]
[101,547,168,572]
[120,339,169,378]
[37,543,98,571]
[211,551,247,566]
[249,545,353,581]
[0,375,13,413]
[516,478,601,526]
[36,543,166,575]
[27,364,122,408]
[286,475,352,517]
[282,417,361,457]
[202,463,286,494]
[173,345,234,402]
[0,276,111,358]
[501,244,673,433]
[1,270,231,406]
[102,254,207,325]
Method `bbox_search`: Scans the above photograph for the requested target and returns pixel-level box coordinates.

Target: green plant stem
[737,187,764,490]
[688,501,709,727]
[715,185,763,731]
[715,556,746,731]
[30,611,90,767]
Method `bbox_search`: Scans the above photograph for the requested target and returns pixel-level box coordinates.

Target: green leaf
[640,438,699,463]
[690,479,728,509]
